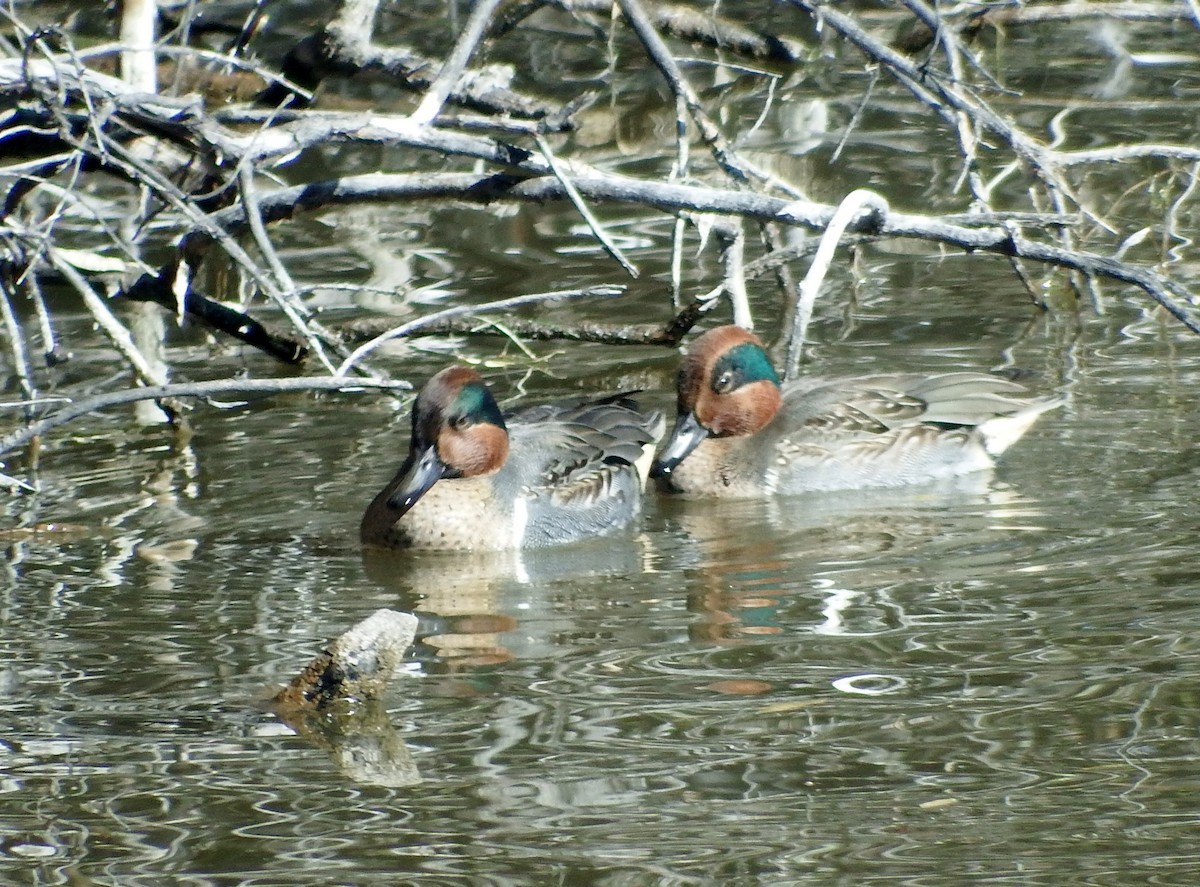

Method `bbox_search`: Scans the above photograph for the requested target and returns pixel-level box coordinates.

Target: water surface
[3,4,1200,885]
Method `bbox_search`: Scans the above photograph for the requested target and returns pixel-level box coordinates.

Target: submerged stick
[535,133,639,277]
[274,609,419,709]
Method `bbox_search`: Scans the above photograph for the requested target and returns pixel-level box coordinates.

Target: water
[4,4,1200,885]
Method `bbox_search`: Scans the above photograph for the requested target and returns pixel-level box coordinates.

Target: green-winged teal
[362,366,664,550]
[651,325,1060,498]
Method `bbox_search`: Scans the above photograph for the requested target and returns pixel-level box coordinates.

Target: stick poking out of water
[274,609,419,710]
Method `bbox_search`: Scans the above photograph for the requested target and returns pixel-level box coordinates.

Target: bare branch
[785,189,890,377]
[0,377,413,459]
[614,0,800,196]
[410,0,507,125]
[335,285,629,376]
[261,0,553,118]
[534,133,638,278]
[543,0,808,62]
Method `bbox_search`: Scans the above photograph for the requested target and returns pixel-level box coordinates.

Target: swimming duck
[361,366,664,550]
[651,325,1059,497]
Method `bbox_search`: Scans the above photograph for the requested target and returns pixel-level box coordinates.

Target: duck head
[387,366,509,516]
[651,325,782,480]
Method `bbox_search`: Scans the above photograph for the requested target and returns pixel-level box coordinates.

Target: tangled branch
[2,0,1198,484]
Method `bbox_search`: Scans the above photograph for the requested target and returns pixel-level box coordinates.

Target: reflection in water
[662,471,1036,648]
[274,699,420,788]
[3,9,1200,881]
[7,353,1200,884]
[361,538,654,671]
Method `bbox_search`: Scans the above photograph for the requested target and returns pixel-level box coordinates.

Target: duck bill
[650,411,709,479]
[385,445,446,516]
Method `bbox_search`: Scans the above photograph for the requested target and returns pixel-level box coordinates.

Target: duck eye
[450,414,472,430]
[713,371,735,394]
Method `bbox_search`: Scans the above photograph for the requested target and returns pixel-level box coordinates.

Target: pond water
[4,3,1200,885]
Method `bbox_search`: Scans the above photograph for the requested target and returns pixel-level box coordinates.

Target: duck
[651,325,1060,498]
[361,366,665,550]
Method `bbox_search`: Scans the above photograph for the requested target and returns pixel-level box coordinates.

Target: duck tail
[978,396,1063,456]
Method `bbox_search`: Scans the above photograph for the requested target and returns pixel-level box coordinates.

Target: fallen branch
[335,284,629,375]
[0,376,413,459]
[503,0,809,63]
[274,608,418,709]
[154,170,1199,334]
[260,0,553,118]
[338,309,704,349]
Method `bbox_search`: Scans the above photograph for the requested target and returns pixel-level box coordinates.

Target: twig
[230,0,273,58]
[147,169,1200,334]
[670,215,686,307]
[233,162,339,373]
[0,376,413,458]
[615,0,799,196]
[792,1,1083,215]
[831,64,877,163]
[534,133,638,277]
[784,189,890,377]
[551,0,808,62]
[975,2,1195,27]
[0,471,38,494]
[1004,227,1049,311]
[238,163,298,302]
[45,247,169,388]
[0,275,35,418]
[715,222,751,328]
[335,285,628,376]
[900,0,985,201]
[265,0,552,118]
[1164,162,1199,265]
[2,61,350,361]
[668,89,690,306]
[23,272,64,365]
[1052,145,1200,166]
[410,0,506,125]
[339,313,692,347]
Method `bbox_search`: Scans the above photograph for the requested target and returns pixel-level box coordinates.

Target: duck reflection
[656,473,1029,644]
[361,540,651,672]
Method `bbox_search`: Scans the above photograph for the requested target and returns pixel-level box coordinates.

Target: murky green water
[4,4,1200,885]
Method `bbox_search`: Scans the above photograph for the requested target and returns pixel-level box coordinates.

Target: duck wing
[506,396,665,506]
[779,372,1037,436]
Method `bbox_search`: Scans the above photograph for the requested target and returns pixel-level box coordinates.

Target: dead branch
[274,608,418,709]
[410,0,508,125]
[258,0,553,119]
[4,0,1199,476]
[496,0,808,63]
[338,314,694,348]
[792,1,1082,211]
[979,2,1195,27]
[616,0,786,193]
[0,376,413,460]
[135,169,1197,335]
